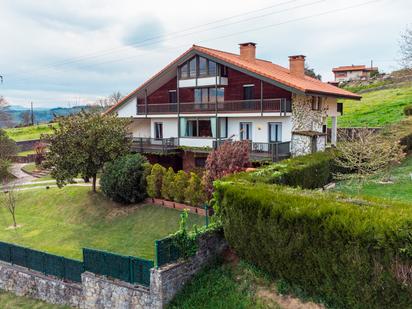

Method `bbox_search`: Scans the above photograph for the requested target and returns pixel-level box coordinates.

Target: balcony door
[154,122,163,140]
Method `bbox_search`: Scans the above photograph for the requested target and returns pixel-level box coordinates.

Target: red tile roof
[107,45,361,114]
[332,65,378,72]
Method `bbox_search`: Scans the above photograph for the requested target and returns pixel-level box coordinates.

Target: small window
[169,90,177,103]
[311,96,322,111]
[195,157,206,167]
[243,85,254,100]
[154,122,163,139]
[240,122,252,140]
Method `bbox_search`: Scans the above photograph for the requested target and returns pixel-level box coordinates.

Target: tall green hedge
[226,150,339,189]
[215,181,412,308]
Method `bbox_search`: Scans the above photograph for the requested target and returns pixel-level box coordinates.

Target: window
[269,123,282,142]
[208,60,217,76]
[201,88,209,103]
[180,117,217,138]
[243,85,254,100]
[194,88,225,103]
[209,87,225,103]
[199,57,207,76]
[240,122,252,140]
[168,90,177,103]
[221,65,228,77]
[180,63,188,78]
[154,122,163,139]
[195,157,207,167]
[218,117,227,138]
[189,58,197,78]
[311,96,322,111]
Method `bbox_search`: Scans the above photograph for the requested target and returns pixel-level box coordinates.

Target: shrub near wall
[215,181,412,309]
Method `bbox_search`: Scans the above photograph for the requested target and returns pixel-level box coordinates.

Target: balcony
[137,99,291,115]
[131,137,179,154]
[213,140,291,162]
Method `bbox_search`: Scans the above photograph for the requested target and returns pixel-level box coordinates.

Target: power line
[9,0,384,88]
[7,0,326,81]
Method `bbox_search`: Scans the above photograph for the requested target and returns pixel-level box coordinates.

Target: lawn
[5,123,56,141]
[0,186,204,260]
[333,155,412,203]
[337,84,412,128]
[168,261,282,309]
[0,291,67,309]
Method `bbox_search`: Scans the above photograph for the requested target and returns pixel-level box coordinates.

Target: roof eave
[305,90,362,100]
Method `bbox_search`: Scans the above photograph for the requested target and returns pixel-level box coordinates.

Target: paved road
[7,163,36,185]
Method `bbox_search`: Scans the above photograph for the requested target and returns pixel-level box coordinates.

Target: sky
[0,0,410,108]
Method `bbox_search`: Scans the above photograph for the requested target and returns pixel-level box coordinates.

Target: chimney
[239,42,256,62]
[289,55,306,78]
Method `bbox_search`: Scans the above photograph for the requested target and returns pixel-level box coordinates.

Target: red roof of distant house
[107,45,361,114]
[332,65,378,72]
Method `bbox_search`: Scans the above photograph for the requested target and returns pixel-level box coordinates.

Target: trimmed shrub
[215,181,412,309]
[146,164,166,198]
[161,167,175,201]
[404,104,412,116]
[100,154,149,204]
[227,150,338,189]
[173,170,190,203]
[185,172,206,207]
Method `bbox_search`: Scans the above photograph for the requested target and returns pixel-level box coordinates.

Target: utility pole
[30,102,34,125]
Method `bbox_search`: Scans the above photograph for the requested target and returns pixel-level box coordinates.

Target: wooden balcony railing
[137,99,291,115]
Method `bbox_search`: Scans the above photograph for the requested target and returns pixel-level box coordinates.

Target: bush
[185,172,206,207]
[34,141,47,166]
[173,170,190,203]
[215,181,412,309]
[161,167,176,201]
[146,164,166,198]
[0,159,11,181]
[227,151,338,189]
[100,154,149,204]
[404,104,412,116]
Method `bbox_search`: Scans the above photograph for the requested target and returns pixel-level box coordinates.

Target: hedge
[225,150,338,189]
[215,181,412,309]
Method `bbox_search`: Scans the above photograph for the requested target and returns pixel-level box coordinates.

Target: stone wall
[0,261,82,307]
[0,231,227,308]
[291,94,325,132]
[16,139,40,152]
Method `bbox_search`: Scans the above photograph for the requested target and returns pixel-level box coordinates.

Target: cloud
[122,17,165,49]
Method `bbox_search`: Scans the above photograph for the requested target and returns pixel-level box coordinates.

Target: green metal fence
[155,236,181,267]
[83,248,153,286]
[0,242,83,282]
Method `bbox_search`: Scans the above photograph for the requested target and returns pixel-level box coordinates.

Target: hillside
[5,123,57,141]
[338,83,412,128]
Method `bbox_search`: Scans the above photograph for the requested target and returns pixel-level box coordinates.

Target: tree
[146,164,166,198]
[185,172,206,207]
[400,25,412,68]
[334,129,405,189]
[100,154,150,204]
[0,96,12,127]
[44,112,131,192]
[109,91,123,105]
[33,141,47,166]
[1,184,18,228]
[0,129,17,181]
[173,170,190,203]
[305,65,322,80]
[202,140,250,198]
[20,111,31,126]
[161,167,176,201]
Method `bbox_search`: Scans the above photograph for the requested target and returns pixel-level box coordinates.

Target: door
[269,122,282,143]
[154,122,163,140]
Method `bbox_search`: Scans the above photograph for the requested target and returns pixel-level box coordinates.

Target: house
[108,43,360,169]
[332,65,379,82]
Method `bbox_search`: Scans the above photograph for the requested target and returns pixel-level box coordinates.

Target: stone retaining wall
[0,231,227,308]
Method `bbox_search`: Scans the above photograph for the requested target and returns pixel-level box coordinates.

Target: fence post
[129,257,133,284]
[43,252,46,275]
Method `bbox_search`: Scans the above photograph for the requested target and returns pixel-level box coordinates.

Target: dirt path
[6,163,36,185]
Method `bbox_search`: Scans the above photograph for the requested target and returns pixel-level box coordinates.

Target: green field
[338,84,412,128]
[0,291,66,309]
[334,155,412,203]
[0,187,204,260]
[5,123,56,141]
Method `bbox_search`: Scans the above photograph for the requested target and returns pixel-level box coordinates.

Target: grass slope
[334,155,412,203]
[0,187,204,260]
[0,291,67,309]
[5,123,56,141]
[338,84,412,128]
[168,262,282,309]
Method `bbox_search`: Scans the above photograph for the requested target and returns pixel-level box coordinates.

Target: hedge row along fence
[215,180,412,309]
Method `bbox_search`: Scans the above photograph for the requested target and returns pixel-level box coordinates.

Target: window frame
[154,122,163,140]
[268,122,282,143]
[240,122,252,141]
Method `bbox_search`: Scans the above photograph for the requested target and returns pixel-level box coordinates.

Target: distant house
[332,65,379,82]
[108,43,360,169]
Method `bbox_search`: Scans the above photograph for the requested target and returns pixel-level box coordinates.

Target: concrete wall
[0,231,227,309]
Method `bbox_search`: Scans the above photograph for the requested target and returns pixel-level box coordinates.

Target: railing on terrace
[213,140,291,162]
[131,137,179,153]
[137,99,291,115]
